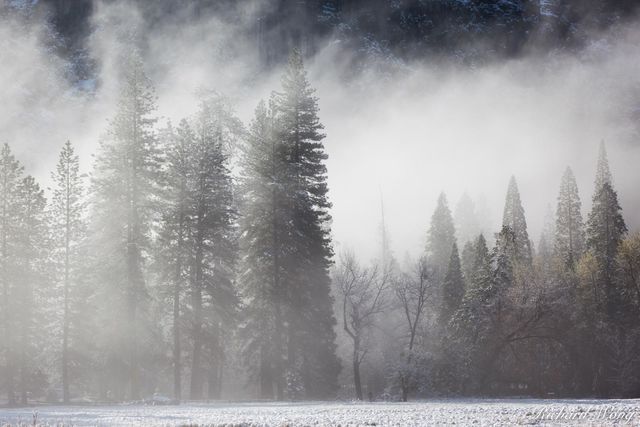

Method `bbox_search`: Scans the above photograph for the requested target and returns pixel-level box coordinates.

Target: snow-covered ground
[0,399,639,426]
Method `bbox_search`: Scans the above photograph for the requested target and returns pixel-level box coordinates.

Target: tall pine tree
[0,144,23,405]
[50,141,86,403]
[187,95,240,400]
[273,49,340,398]
[587,182,626,318]
[238,99,286,399]
[554,167,585,270]
[14,175,48,405]
[440,242,465,327]
[90,49,162,400]
[427,192,456,280]
[502,176,531,265]
[156,120,194,402]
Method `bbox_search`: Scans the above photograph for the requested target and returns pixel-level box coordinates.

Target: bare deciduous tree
[334,251,390,400]
[395,257,431,402]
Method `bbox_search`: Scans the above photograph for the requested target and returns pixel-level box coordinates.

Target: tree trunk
[190,285,203,400]
[190,200,206,401]
[62,200,70,403]
[207,321,222,400]
[126,242,140,401]
[19,310,27,406]
[172,273,181,402]
[259,343,273,399]
[273,303,284,401]
[1,196,14,406]
[353,338,363,400]
[271,180,284,401]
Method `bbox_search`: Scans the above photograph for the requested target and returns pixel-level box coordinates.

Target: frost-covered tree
[0,144,23,405]
[586,142,626,320]
[49,141,86,403]
[333,251,389,400]
[460,240,476,285]
[394,257,431,401]
[538,205,555,270]
[554,167,585,270]
[90,49,162,400]
[14,175,48,405]
[586,182,626,319]
[426,193,456,280]
[452,234,494,392]
[440,242,464,327]
[502,176,531,265]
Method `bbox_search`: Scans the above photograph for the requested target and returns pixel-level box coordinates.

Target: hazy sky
[2,1,640,262]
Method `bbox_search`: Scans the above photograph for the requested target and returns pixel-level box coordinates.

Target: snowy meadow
[2,399,640,426]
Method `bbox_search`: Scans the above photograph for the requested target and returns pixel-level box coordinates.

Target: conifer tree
[272,49,340,398]
[238,99,285,399]
[453,234,494,391]
[156,121,194,402]
[554,167,585,270]
[0,144,23,405]
[50,141,86,403]
[460,240,476,285]
[502,176,531,265]
[90,49,162,400]
[440,242,464,326]
[493,226,516,296]
[14,175,48,405]
[187,95,240,400]
[538,205,555,269]
[427,192,456,280]
[587,182,626,318]
[587,141,626,319]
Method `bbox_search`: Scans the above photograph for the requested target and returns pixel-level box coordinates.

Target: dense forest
[1,43,640,403]
[1,0,640,406]
[15,0,640,83]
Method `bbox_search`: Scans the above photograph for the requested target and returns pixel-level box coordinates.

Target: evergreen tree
[453,234,494,392]
[0,144,24,405]
[586,182,626,319]
[493,226,516,297]
[460,239,476,285]
[554,167,585,270]
[187,95,240,400]
[502,176,531,265]
[427,192,456,280]
[238,99,285,399]
[272,49,340,398]
[156,120,194,402]
[538,205,555,269]
[90,49,162,400]
[14,175,48,405]
[440,242,464,326]
[50,141,86,403]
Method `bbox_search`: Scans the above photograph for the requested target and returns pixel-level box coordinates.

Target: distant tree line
[1,46,640,406]
[334,142,640,400]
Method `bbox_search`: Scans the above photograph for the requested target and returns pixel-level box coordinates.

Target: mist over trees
[2,8,640,405]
